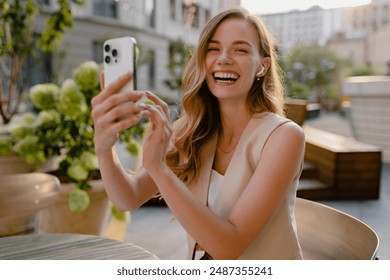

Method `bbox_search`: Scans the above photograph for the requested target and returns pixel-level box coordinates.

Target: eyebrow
[208,39,253,47]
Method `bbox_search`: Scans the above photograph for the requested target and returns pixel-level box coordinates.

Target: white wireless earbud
[256,67,265,81]
[257,66,264,76]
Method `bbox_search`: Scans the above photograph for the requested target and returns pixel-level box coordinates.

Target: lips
[213,71,239,84]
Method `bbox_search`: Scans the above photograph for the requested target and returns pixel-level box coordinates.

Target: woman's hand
[140,92,172,175]
[91,71,145,154]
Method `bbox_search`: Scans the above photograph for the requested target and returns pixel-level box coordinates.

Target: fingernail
[139,110,148,117]
[136,103,146,109]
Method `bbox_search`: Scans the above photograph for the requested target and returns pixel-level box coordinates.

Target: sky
[241,0,372,14]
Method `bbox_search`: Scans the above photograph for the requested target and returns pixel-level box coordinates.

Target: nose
[216,50,233,65]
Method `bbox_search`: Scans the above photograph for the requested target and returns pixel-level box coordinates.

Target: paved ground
[123,111,390,260]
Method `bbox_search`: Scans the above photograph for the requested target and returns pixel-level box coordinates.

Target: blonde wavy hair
[167,8,285,184]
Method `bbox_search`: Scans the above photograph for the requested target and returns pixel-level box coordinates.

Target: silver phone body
[103,36,137,91]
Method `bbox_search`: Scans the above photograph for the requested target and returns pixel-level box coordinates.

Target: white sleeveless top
[208,169,224,209]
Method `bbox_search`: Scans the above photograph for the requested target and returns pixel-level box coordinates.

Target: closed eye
[207,47,220,52]
[234,48,248,53]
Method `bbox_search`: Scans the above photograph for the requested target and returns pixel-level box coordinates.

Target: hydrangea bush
[0,61,146,212]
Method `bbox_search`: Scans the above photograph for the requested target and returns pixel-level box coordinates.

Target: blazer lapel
[186,133,217,259]
[188,132,218,205]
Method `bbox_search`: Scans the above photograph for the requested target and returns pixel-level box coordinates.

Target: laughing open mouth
[213,72,239,83]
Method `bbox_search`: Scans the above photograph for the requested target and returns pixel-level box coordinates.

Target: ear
[256,57,271,77]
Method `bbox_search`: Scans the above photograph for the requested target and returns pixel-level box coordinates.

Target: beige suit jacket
[186,112,303,260]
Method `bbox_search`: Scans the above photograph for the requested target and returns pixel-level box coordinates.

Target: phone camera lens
[112,49,118,57]
[104,44,110,52]
[104,56,110,63]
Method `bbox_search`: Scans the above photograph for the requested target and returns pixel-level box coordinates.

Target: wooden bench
[285,98,307,126]
[298,126,382,200]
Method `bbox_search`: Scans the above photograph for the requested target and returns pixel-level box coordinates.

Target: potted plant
[321,84,341,111]
[0,1,146,235]
[0,61,147,234]
[0,0,85,180]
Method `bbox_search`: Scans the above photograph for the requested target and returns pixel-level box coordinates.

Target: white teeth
[213,72,238,80]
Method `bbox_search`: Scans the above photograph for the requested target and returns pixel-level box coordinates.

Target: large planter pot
[343,76,390,163]
[37,179,110,236]
[0,173,60,237]
[0,155,36,175]
[321,98,341,111]
[0,155,59,175]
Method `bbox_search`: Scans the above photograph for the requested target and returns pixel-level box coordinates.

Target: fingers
[93,112,142,154]
[93,102,143,153]
[141,104,172,131]
[99,92,143,115]
[92,92,143,126]
[92,71,133,106]
[108,114,143,133]
[99,70,105,90]
[144,91,171,121]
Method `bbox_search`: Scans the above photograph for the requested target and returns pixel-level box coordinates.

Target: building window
[92,41,104,64]
[39,0,51,5]
[205,9,211,24]
[147,50,156,89]
[93,0,118,19]
[183,2,199,29]
[23,35,52,87]
[193,4,199,29]
[24,53,52,87]
[145,0,156,28]
[170,0,176,21]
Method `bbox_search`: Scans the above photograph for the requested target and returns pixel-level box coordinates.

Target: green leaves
[282,44,347,102]
[111,205,130,222]
[68,187,90,212]
[67,160,89,181]
[0,136,13,156]
[0,0,37,56]
[163,39,193,90]
[58,79,88,119]
[13,135,46,164]
[38,0,86,53]
[66,151,99,181]
[73,61,100,92]
[30,83,61,110]
[80,151,99,171]
[0,0,84,56]
[119,122,148,157]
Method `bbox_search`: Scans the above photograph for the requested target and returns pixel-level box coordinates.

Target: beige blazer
[186,112,303,260]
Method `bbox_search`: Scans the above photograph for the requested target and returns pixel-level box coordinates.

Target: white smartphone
[103,36,137,92]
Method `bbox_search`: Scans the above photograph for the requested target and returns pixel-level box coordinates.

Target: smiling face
[205,18,265,102]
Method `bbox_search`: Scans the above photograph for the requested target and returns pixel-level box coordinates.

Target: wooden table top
[0,233,159,260]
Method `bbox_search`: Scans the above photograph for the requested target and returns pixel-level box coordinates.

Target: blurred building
[32,0,240,100]
[260,0,390,73]
[260,6,342,54]
[327,0,390,73]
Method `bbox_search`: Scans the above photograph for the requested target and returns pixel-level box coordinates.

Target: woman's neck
[218,105,252,147]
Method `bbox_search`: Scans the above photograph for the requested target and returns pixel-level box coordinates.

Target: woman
[91,8,305,260]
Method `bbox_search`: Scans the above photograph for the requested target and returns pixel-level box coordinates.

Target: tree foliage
[282,44,347,102]
[0,0,84,124]
[163,39,193,91]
